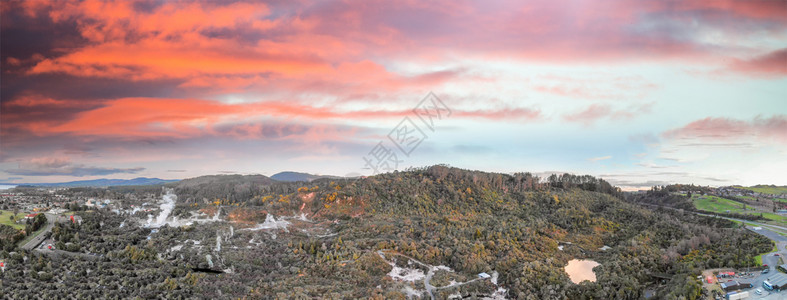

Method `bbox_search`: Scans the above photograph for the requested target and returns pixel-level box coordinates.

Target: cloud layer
[6,157,144,177]
[1,0,786,185]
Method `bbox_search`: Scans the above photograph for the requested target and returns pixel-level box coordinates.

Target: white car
[755,289,763,295]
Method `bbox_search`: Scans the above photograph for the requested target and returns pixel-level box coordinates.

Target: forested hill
[169,174,275,203]
[1,166,771,299]
[158,165,767,298]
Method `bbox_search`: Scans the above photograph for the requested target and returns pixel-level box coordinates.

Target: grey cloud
[6,166,145,177]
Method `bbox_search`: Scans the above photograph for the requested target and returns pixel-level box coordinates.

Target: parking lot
[700,226,787,299]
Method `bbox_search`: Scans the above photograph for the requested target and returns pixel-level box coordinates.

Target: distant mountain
[270,171,341,182]
[12,177,179,188]
[174,174,273,188]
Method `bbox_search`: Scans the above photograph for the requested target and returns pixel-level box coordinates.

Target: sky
[1,0,786,190]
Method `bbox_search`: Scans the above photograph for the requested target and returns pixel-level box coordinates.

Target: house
[763,273,787,291]
[778,263,787,273]
[720,280,753,292]
[24,213,39,220]
[720,280,741,292]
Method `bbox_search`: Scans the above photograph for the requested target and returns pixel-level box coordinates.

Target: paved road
[21,214,104,260]
[20,213,55,250]
[749,226,787,242]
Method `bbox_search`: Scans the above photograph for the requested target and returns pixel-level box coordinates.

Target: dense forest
[0,166,772,299]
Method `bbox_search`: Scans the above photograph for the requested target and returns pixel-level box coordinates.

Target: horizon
[2,0,786,190]
[2,169,785,192]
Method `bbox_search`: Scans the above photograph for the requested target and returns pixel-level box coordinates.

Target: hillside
[170,174,276,203]
[0,166,771,299]
[732,185,787,195]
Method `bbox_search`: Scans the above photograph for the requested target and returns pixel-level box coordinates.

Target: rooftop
[765,273,787,287]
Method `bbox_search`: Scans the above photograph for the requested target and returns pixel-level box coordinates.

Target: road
[20,213,55,250]
[742,226,787,300]
[749,227,787,242]
[18,213,103,260]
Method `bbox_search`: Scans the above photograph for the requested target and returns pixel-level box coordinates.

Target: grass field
[693,195,750,213]
[733,185,787,195]
[0,210,25,230]
[692,195,787,225]
[760,212,787,223]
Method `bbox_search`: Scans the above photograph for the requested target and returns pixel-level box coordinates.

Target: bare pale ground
[565,259,600,284]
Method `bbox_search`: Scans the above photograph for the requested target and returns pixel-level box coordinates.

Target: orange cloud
[4,95,75,107]
[8,97,540,139]
[24,0,342,81]
[16,0,787,87]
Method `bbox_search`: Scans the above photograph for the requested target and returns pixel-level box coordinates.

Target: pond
[564,259,600,284]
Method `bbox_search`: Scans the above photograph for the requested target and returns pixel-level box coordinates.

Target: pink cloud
[12,0,787,88]
[563,104,612,126]
[663,115,787,143]
[727,48,787,78]
[532,75,659,100]
[562,103,652,125]
[611,103,654,121]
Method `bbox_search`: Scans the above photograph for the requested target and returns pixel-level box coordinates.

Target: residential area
[0,187,126,253]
